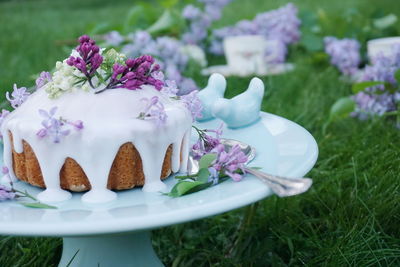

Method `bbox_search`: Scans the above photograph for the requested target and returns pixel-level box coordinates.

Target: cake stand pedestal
[0,112,318,267]
[59,232,162,267]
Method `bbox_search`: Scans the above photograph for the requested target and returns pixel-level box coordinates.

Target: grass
[1,0,400,266]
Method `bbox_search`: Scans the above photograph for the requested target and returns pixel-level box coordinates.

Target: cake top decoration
[40,35,165,99]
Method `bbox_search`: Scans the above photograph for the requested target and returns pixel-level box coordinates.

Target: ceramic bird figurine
[212,77,265,128]
[197,73,227,121]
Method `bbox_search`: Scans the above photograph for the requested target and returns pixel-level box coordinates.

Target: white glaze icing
[1,85,192,203]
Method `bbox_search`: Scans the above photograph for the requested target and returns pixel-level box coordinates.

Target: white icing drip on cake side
[1,85,192,203]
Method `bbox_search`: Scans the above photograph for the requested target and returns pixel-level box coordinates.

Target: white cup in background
[367,37,400,63]
[223,35,268,76]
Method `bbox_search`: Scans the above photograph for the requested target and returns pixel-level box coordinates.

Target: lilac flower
[262,39,288,64]
[191,126,222,160]
[104,31,125,46]
[161,80,178,96]
[352,92,397,118]
[36,107,83,143]
[209,2,301,60]
[152,71,165,81]
[120,32,198,94]
[182,0,232,45]
[6,84,30,109]
[182,5,202,20]
[67,120,84,131]
[66,35,103,88]
[351,44,400,119]
[105,55,164,91]
[138,96,168,127]
[324,37,361,76]
[181,90,203,121]
[212,144,248,181]
[0,166,15,201]
[0,184,15,201]
[35,71,52,89]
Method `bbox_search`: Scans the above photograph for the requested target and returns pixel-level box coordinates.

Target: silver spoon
[188,138,313,197]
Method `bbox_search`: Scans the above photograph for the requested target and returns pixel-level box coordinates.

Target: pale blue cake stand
[0,112,318,267]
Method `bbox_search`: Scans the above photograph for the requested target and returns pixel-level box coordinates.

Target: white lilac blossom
[0,109,10,138]
[35,71,52,89]
[36,107,83,143]
[44,60,82,99]
[6,84,30,109]
[181,90,203,121]
[137,96,168,127]
[209,2,300,63]
[324,37,361,76]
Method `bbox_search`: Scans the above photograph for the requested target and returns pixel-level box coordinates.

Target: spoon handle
[244,168,313,197]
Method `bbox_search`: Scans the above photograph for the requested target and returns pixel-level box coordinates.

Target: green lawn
[1,0,400,266]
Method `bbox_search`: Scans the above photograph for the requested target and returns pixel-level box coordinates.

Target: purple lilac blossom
[324,37,361,76]
[0,184,15,201]
[181,90,203,121]
[120,31,198,94]
[210,2,300,61]
[139,96,168,127]
[6,84,30,109]
[0,165,15,201]
[35,71,52,89]
[351,44,400,118]
[182,0,232,46]
[66,35,103,87]
[104,31,125,46]
[161,80,178,96]
[212,143,248,181]
[36,107,83,143]
[106,55,164,91]
[191,127,222,160]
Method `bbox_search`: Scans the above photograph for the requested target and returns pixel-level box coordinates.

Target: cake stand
[0,112,318,267]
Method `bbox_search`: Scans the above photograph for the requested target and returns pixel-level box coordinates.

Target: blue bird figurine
[197,73,227,121]
[211,77,265,128]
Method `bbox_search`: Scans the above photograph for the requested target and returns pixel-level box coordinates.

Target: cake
[0,35,195,203]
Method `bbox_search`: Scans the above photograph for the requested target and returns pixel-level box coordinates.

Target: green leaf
[300,32,323,52]
[352,81,385,94]
[122,6,144,34]
[197,168,210,183]
[395,69,400,84]
[146,9,175,34]
[373,14,398,29]
[199,154,217,169]
[157,0,179,8]
[328,96,356,122]
[168,181,208,197]
[19,202,57,209]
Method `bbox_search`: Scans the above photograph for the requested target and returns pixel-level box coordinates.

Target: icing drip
[1,86,192,203]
